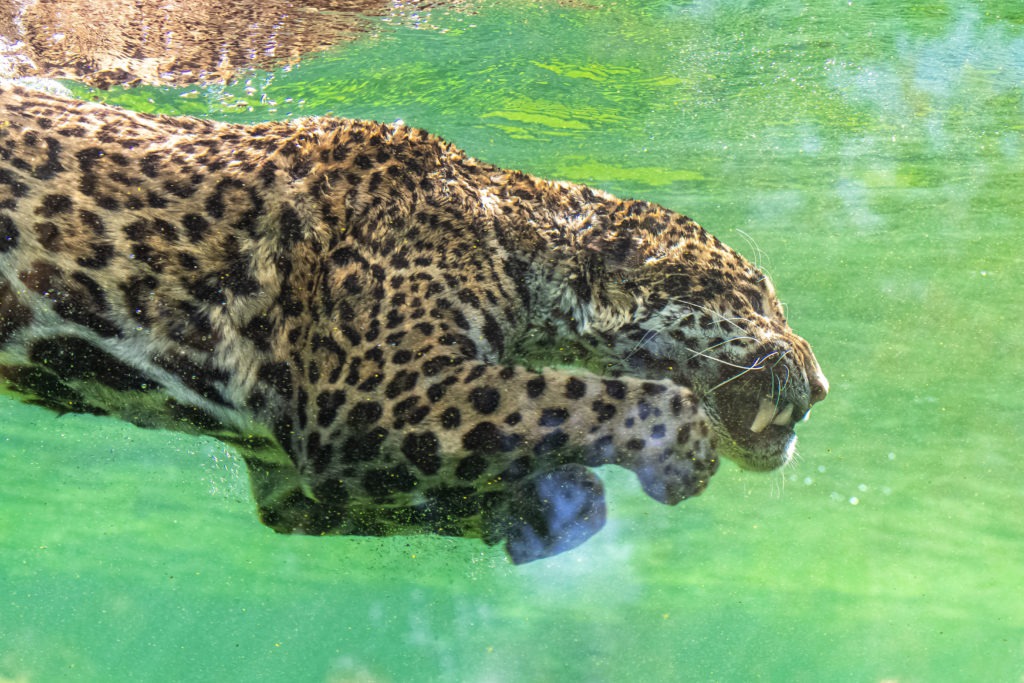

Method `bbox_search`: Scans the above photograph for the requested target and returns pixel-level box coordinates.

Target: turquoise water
[2,0,1023,680]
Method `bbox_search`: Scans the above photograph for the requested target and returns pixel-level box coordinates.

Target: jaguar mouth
[748,395,798,434]
[709,395,804,472]
[699,354,825,473]
[623,341,827,472]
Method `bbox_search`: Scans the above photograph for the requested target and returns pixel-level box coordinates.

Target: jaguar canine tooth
[749,396,776,433]
[772,403,794,426]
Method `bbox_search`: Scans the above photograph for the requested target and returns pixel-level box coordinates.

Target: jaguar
[0,84,827,563]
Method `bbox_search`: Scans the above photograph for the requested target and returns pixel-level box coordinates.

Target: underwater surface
[1,0,1022,680]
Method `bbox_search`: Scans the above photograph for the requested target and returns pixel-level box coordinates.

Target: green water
[2,0,1022,680]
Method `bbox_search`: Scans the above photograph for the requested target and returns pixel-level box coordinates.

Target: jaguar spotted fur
[0,85,827,563]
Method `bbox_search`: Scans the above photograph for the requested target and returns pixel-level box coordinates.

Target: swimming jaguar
[0,84,827,563]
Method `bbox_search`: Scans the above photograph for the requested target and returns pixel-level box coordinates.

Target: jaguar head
[581,203,828,472]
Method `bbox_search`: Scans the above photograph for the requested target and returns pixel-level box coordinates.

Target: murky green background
[2,0,1022,680]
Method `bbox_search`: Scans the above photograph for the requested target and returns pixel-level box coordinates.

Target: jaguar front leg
[242,304,719,559]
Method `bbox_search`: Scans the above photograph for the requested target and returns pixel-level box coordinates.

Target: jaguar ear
[563,200,680,331]
[584,229,645,272]
[570,230,646,332]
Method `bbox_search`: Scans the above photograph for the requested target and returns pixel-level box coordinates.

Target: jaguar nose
[809,369,829,405]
